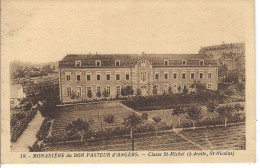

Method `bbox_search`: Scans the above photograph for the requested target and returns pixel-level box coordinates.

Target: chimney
[96,52,98,55]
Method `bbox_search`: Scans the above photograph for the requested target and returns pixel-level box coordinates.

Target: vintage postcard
[1,0,255,164]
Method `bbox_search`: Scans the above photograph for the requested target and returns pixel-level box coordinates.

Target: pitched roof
[59,53,217,67]
[61,54,140,62]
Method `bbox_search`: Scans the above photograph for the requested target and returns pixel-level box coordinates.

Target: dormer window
[200,60,204,66]
[75,61,81,67]
[182,60,187,65]
[164,60,169,66]
[96,60,101,67]
[115,60,120,66]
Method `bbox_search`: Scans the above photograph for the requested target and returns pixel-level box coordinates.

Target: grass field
[51,102,134,137]
[45,123,245,151]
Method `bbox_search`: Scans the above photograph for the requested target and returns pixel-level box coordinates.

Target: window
[190,72,195,79]
[86,86,92,98]
[96,60,101,67]
[164,73,168,80]
[76,86,82,98]
[115,60,120,66]
[66,73,71,81]
[107,86,111,96]
[208,72,212,79]
[66,87,72,97]
[116,86,121,96]
[200,60,204,66]
[141,59,146,67]
[182,60,187,65]
[126,73,130,80]
[116,74,120,80]
[97,74,101,81]
[173,73,177,79]
[164,60,169,66]
[207,83,212,89]
[155,72,159,79]
[106,73,111,80]
[77,74,81,81]
[200,72,204,79]
[182,73,186,79]
[86,72,91,81]
[75,61,81,67]
[141,71,146,81]
[86,74,91,81]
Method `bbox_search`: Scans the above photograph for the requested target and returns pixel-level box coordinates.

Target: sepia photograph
[1,0,255,164]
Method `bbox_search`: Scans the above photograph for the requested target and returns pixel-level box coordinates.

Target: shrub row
[178,113,245,129]
[10,110,38,142]
[123,93,217,111]
[36,118,52,141]
[44,122,172,144]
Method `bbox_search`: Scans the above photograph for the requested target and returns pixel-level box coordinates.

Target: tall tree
[217,105,234,127]
[172,106,185,126]
[207,101,217,119]
[186,106,202,129]
[122,113,147,151]
[66,118,91,142]
[152,116,162,136]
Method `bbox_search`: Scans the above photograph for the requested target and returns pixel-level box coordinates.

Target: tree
[87,90,92,98]
[235,83,245,93]
[102,88,108,97]
[122,113,146,151]
[172,105,185,126]
[121,87,127,96]
[186,106,202,129]
[152,116,162,136]
[207,101,217,119]
[65,118,91,142]
[183,85,188,95]
[177,85,182,93]
[96,90,102,98]
[136,88,141,96]
[168,86,173,95]
[153,85,158,95]
[103,114,115,124]
[126,86,134,96]
[217,105,234,127]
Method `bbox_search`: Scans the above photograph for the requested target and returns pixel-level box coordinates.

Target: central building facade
[58,52,218,103]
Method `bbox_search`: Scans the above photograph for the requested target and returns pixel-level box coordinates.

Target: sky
[1,0,249,63]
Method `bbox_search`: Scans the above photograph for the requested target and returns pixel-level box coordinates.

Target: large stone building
[58,52,218,103]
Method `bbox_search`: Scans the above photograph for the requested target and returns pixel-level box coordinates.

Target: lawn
[51,102,134,137]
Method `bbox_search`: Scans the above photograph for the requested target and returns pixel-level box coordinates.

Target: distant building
[199,43,245,73]
[10,84,26,107]
[199,43,245,56]
[58,52,218,103]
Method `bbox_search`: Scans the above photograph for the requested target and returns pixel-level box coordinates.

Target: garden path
[11,111,44,152]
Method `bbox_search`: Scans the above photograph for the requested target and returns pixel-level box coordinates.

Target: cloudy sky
[2,0,249,63]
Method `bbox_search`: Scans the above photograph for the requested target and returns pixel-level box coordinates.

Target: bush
[36,118,51,141]
[11,110,37,142]
[123,93,217,111]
